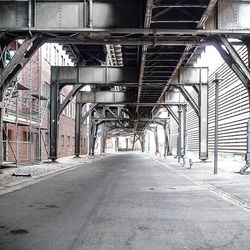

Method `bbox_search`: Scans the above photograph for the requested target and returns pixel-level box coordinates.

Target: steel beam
[0,1,140,30]
[52,66,138,85]
[178,86,200,117]
[76,91,135,104]
[165,106,179,125]
[97,102,186,107]
[92,118,167,123]
[92,123,99,155]
[81,104,97,126]
[0,35,44,88]
[213,36,250,90]
[59,84,83,115]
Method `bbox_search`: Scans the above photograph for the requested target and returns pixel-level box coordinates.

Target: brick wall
[4,43,88,164]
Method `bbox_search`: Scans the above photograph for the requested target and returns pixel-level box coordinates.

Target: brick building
[3,43,88,164]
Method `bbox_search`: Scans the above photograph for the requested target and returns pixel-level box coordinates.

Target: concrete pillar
[126,138,128,151]
[49,74,59,161]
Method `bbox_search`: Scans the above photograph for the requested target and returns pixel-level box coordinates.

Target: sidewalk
[0,154,104,196]
[153,155,250,211]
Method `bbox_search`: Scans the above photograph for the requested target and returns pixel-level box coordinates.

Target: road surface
[1,153,250,250]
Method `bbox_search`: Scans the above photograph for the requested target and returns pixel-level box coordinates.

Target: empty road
[1,153,250,250]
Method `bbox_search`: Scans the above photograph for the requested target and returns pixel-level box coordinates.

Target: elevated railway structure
[0,0,250,169]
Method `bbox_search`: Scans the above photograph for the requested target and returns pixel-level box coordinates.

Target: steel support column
[140,134,145,153]
[183,105,187,157]
[177,106,183,163]
[154,127,159,155]
[92,123,99,155]
[75,102,84,157]
[49,72,60,161]
[88,111,95,156]
[163,120,171,158]
[126,138,129,151]
[199,83,209,161]
[115,137,119,152]
[0,86,4,165]
[132,134,136,151]
[100,125,107,154]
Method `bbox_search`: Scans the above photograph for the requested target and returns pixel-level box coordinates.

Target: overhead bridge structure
[0,0,250,169]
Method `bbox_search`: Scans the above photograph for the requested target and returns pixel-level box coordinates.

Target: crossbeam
[51,66,138,85]
[76,91,135,104]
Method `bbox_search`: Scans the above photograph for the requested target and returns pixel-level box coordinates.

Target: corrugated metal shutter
[184,46,250,155]
[208,46,249,154]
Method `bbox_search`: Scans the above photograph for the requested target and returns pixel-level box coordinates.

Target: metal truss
[0,35,44,88]
[213,35,250,91]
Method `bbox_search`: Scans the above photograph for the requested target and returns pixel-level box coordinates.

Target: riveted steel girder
[51,66,138,85]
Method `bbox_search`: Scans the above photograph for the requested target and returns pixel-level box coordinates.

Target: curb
[0,156,106,196]
[151,156,250,212]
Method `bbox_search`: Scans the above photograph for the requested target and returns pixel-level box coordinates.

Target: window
[67,136,70,146]
[84,138,86,147]
[72,137,75,145]
[61,135,64,146]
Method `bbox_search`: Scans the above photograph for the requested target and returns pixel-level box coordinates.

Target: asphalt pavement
[1,153,250,250]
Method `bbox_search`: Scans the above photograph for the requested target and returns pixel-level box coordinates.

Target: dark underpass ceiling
[0,0,215,134]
